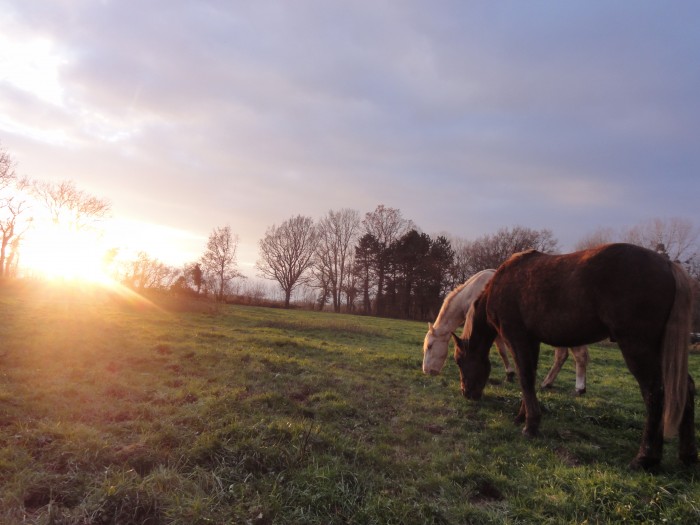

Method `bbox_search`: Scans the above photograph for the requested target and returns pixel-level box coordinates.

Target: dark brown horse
[451,243,696,470]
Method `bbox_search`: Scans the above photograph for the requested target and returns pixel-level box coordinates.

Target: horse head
[422,322,450,375]
[451,332,491,400]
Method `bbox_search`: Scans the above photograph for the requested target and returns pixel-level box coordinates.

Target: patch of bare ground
[554,446,582,467]
[114,442,161,475]
[288,384,318,403]
[425,424,445,435]
[469,479,504,504]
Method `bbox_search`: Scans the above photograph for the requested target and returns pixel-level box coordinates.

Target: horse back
[484,244,677,347]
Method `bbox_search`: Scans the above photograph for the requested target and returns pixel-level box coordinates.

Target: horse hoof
[522,427,539,438]
[680,453,699,466]
[506,372,516,383]
[575,388,586,396]
[628,456,660,472]
[541,383,553,390]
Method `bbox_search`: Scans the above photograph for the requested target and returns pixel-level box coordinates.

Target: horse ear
[428,322,434,334]
[451,332,466,350]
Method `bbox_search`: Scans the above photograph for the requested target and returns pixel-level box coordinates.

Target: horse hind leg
[629,382,664,471]
[540,347,568,390]
[571,345,589,395]
[495,336,516,382]
[618,340,664,471]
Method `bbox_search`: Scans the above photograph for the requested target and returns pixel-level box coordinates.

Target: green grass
[1,282,699,524]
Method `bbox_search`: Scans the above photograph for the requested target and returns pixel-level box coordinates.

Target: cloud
[1,1,699,269]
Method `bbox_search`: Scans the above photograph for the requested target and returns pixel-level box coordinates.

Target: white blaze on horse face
[422,331,450,375]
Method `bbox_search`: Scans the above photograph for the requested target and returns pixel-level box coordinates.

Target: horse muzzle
[461,387,482,401]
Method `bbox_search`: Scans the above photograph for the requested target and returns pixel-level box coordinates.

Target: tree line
[249,206,700,326]
[2,143,699,325]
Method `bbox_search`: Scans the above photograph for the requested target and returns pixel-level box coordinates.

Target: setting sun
[21,223,114,284]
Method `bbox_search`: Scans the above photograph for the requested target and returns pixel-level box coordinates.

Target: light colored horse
[422,269,589,394]
[540,344,589,394]
[423,270,516,381]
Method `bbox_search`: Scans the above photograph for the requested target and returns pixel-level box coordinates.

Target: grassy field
[1,282,699,524]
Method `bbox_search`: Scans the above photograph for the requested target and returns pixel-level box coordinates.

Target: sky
[1,1,699,278]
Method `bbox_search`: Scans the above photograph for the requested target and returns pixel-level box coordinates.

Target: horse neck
[468,297,497,356]
[432,286,471,336]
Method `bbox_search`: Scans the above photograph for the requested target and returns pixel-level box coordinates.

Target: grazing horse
[452,243,696,470]
[423,270,590,394]
[423,270,515,381]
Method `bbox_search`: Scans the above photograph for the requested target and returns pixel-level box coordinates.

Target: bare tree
[32,180,110,231]
[574,227,616,251]
[361,204,414,316]
[236,279,274,303]
[448,236,472,287]
[621,217,699,262]
[121,252,180,290]
[342,250,360,312]
[0,144,16,190]
[314,208,361,313]
[201,225,240,302]
[0,145,32,278]
[257,215,318,308]
[0,196,31,278]
[457,226,559,276]
[310,262,332,310]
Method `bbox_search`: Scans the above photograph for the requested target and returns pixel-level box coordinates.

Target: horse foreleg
[571,345,589,395]
[678,374,698,465]
[540,347,568,390]
[494,336,516,382]
[514,400,526,425]
[511,339,541,437]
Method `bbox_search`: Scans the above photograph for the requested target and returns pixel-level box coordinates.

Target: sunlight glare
[0,31,66,106]
[22,224,115,285]
[103,217,205,266]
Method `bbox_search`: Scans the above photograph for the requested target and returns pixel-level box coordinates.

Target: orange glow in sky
[18,213,205,283]
[21,222,115,284]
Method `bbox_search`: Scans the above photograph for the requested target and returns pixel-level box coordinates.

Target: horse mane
[440,281,470,314]
[506,248,541,264]
[433,270,495,335]
[464,303,476,338]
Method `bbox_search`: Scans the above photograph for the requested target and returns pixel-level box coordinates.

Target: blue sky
[1,1,698,276]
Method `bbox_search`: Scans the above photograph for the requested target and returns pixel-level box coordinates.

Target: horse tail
[662,262,693,439]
